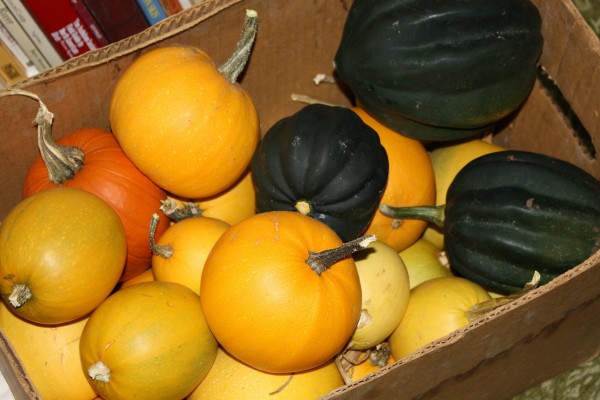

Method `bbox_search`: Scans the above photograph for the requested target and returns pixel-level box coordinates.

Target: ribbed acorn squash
[334,0,544,141]
[380,150,600,294]
[251,104,389,241]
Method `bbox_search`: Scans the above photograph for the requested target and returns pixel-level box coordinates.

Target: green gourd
[251,104,389,242]
[380,150,600,294]
[334,0,544,142]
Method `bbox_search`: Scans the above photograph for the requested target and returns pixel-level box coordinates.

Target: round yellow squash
[0,187,126,325]
[188,348,344,400]
[388,277,491,360]
[79,281,218,400]
[109,11,260,199]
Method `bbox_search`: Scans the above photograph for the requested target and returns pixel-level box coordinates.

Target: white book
[178,0,193,8]
[0,1,48,72]
[1,0,63,67]
[0,21,38,77]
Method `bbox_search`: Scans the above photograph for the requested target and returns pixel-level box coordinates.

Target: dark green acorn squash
[251,104,389,242]
[379,150,600,294]
[334,0,544,142]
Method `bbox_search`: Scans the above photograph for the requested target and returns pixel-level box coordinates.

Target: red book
[21,0,103,60]
[81,0,150,43]
[70,0,109,47]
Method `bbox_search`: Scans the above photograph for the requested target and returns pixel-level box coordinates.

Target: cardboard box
[0,0,598,398]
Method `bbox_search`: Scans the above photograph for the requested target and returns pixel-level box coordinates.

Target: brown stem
[218,9,258,83]
[149,213,173,259]
[306,234,376,276]
[0,88,84,184]
[160,198,203,221]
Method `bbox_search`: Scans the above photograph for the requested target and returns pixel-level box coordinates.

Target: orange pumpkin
[109,11,260,199]
[0,187,126,325]
[354,107,436,252]
[200,211,364,374]
[23,127,169,282]
[0,302,96,400]
[79,281,218,400]
[189,348,344,400]
[151,215,230,294]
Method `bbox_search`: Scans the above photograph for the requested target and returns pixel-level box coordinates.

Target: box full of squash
[0,0,599,399]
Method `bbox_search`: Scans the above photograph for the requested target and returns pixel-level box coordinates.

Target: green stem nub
[306,234,376,276]
[218,9,259,83]
[379,204,446,228]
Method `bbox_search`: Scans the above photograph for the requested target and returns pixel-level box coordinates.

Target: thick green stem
[149,213,173,259]
[218,9,258,83]
[0,88,84,184]
[379,204,446,228]
[306,234,376,276]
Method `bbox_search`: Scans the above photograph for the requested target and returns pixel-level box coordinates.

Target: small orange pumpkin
[200,211,365,374]
[150,215,230,294]
[354,108,436,252]
[109,11,260,199]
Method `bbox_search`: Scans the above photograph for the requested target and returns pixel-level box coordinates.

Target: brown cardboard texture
[0,0,598,399]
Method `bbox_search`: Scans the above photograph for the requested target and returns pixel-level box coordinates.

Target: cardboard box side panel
[530,0,600,162]
[324,250,600,399]
[0,334,38,400]
[495,0,599,180]
[493,80,599,180]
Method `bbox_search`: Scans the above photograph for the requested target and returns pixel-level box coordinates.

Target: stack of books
[0,0,206,86]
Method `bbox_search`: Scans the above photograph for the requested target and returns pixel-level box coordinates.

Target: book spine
[21,0,103,60]
[136,0,167,25]
[70,0,109,47]
[0,1,48,71]
[81,0,149,43]
[158,0,182,15]
[0,20,38,76]
[177,0,192,9]
[0,40,27,84]
[2,0,63,66]
[0,1,51,71]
